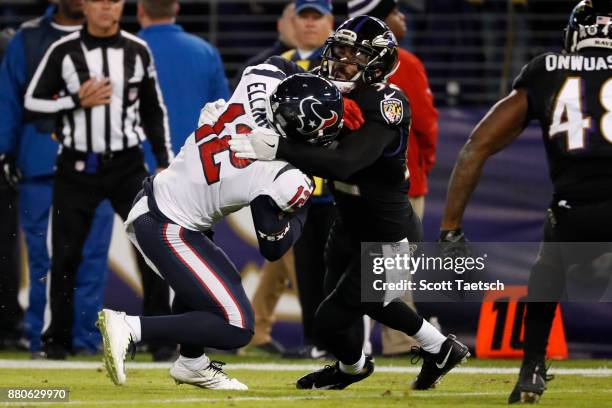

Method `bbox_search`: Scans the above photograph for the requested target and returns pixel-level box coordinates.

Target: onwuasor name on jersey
[545,53,612,71]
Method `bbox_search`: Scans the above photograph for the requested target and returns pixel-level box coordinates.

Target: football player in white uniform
[96,62,344,390]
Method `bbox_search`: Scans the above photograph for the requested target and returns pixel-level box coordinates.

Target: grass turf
[0,352,610,407]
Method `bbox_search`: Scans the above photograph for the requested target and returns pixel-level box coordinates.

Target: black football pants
[130,202,254,357]
[523,196,612,360]
[0,182,22,340]
[313,216,425,364]
[43,148,170,350]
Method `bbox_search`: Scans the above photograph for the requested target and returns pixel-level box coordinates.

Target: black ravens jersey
[276,81,414,242]
[333,83,413,242]
[513,49,612,200]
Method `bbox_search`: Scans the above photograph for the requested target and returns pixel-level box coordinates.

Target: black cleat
[296,356,374,390]
[411,334,469,390]
[283,344,329,360]
[508,358,553,404]
[254,339,286,355]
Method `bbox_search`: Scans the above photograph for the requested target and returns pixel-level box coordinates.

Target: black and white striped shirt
[24,27,173,167]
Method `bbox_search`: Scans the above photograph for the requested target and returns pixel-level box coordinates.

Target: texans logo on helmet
[297,96,339,134]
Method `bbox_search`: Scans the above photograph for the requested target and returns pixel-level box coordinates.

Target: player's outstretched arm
[441,89,530,232]
[276,120,398,181]
[250,195,309,261]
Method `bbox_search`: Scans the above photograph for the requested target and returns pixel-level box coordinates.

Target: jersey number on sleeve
[286,185,312,210]
[549,77,612,150]
[194,103,253,184]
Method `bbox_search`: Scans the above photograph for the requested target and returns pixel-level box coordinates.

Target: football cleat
[96,309,135,386]
[282,344,330,360]
[411,334,470,390]
[296,356,374,390]
[508,358,554,404]
[170,359,248,390]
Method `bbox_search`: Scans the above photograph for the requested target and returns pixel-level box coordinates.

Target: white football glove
[198,98,226,126]
[228,127,280,161]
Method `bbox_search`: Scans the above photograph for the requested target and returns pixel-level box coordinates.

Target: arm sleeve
[23,42,77,116]
[0,32,26,155]
[276,120,399,180]
[139,45,173,168]
[250,195,308,261]
[208,48,230,101]
[401,60,438,173]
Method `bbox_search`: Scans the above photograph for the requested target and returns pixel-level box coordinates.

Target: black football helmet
[267,73,343,146]
[564,0,612,52]
[320,15,399,93]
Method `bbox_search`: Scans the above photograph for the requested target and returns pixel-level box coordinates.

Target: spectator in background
[0,0,114,357]
[24,0,173,360]
[280,0,333,69]
[0,26,24,351]
[397,0,426,51]
[137,0,230,154]
[231,2,297,90]
[348,0,438,357]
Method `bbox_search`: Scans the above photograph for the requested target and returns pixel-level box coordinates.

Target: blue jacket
[138,24,230,155]
[0,6,75,179]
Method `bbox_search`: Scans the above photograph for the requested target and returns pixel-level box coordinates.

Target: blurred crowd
[2,0,578,105]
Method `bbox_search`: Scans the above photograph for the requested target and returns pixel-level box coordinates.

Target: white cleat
[170,360,248,390]
[96,309,135,386]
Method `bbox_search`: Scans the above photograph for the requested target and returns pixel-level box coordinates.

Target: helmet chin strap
[329,65,363,94]
[265,97,286,137]
[331,79,357,94]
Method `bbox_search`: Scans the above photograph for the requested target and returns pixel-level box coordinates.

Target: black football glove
[438,228,471,259]
[0,154,21,192]
[438,229,472,301]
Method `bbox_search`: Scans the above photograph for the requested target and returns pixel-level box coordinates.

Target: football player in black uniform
[230,16,469,391]
[439,0,612,403]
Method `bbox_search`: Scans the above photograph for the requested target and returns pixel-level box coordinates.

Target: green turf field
[0,351,610,407]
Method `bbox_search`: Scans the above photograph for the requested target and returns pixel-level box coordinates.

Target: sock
[124,315,142,343]
[178,353,210,371]
[339,352,366,375]
[412,319,446,354]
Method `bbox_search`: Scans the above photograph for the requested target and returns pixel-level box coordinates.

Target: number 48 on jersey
[549,77,612,150]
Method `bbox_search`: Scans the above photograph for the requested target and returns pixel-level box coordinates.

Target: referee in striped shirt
[24,0,174,358]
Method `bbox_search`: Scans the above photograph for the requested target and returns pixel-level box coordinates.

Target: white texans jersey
[152,63,313,231]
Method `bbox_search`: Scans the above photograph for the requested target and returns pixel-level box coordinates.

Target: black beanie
[347,0,397,20]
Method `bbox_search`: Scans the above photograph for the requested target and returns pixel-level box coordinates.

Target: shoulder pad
[351,83,410,127]
[513,52,554,90]
[263,55,304,76]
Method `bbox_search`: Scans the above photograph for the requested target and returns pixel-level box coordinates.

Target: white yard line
[1,389,611,406]
[0,360,611,376]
